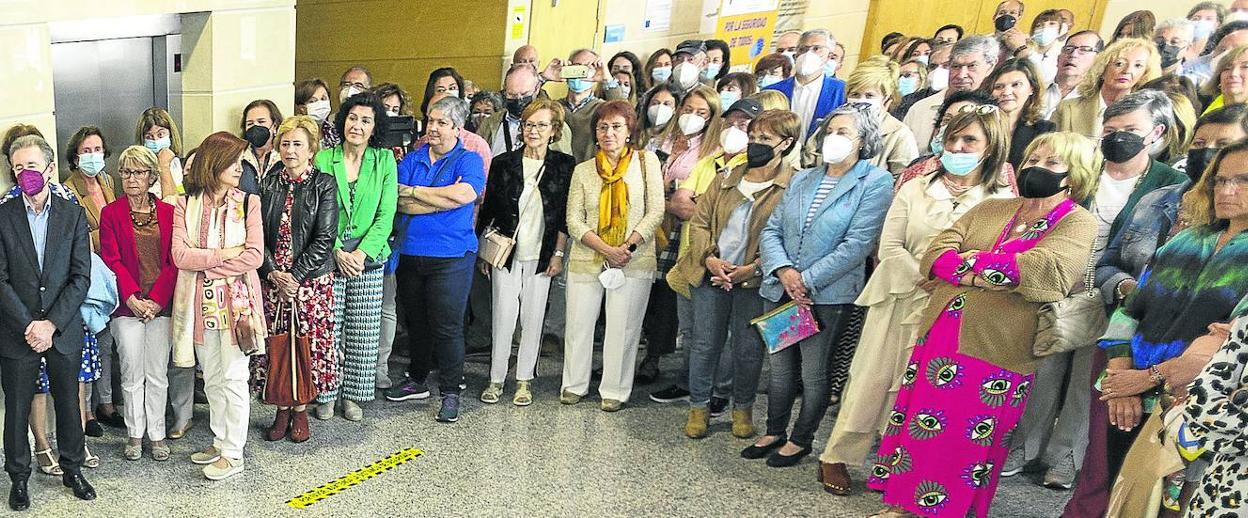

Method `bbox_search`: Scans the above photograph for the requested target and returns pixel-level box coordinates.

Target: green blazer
[313,145,398,262]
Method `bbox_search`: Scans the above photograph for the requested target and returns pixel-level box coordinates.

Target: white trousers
[561,274,652,402]
[112,316,172,441]
[490,260,553,383]
[196,330,250,459]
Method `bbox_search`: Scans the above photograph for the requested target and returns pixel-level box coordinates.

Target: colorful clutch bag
[750,301,820,354]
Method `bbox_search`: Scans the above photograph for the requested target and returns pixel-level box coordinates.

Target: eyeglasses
[797,44,829,54]
[958,104,1000,115]
[119,169,151,178]
[1060,45,1099,56]
[339,81,368,90]
[595,123,628,133]
[1210,174,1248,192]
[523,122,552,131]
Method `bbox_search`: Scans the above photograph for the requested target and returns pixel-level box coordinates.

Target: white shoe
[203,457,244,481]
[999,447,1028,477]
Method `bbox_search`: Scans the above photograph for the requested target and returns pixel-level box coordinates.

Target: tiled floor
[4,353,1070,517]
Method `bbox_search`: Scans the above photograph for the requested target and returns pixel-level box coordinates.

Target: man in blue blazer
[763,28,846,141]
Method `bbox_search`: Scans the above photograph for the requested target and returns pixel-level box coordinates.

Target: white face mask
[308,99,332,122]
[796,52,825,77]
[386,109,400,118]
[1193,19,1216,41]
[822,134,856,164]
[648,104,675,127]
[848,96,882,110]
[719,126,749,154]
[928,66,950,92]
[672,62,701,90]
[677,113,707,135]
[339,86,362,103]
[914,55,930,66]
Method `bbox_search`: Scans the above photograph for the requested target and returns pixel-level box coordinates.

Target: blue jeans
[688,283,764,409]
[764,301,851,448]
[396,252,475,395]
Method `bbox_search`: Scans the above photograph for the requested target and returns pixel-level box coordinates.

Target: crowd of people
[5,0,1248,516]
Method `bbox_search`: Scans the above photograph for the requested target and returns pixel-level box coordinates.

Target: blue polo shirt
[395,140,486,258]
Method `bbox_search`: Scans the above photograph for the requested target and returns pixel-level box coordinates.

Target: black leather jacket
[259,166,339,282]
[476,147,576,271]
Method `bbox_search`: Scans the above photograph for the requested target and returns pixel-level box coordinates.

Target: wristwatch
[553,250,564,257]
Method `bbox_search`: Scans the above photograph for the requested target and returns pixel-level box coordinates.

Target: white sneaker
[203,457,244,481]
[999,447,1028,477]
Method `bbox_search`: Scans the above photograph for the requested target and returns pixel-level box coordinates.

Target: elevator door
[51,37,156,182]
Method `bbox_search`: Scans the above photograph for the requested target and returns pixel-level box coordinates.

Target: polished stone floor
[4,353,1071,517]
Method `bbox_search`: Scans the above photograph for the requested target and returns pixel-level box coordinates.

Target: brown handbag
[262,302,318,407]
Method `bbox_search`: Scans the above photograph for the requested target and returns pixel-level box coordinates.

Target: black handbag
[340,235,383,271]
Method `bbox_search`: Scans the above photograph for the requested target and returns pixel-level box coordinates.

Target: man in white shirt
[1043,31,1103,120]
[904,35,1000,153]
[763,29,846,141]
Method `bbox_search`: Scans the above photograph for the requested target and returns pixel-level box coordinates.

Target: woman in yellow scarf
[561,100,665,412]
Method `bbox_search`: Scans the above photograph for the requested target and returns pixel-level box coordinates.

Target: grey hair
[950,35,1001,68]
[1156,18,1195,41]
[1102,89,1175,133]
[568,48,598,61]
[823,103,881,161]
[430,96,470,129]
[800,28,836,47]
[339,65,373,87]
[8,135,54,167]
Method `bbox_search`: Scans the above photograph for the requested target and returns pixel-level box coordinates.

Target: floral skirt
[250,272,338,398]
[867,293,1034,518]
[35,326,101,393]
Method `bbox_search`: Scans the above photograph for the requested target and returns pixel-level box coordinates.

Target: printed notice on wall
[643,0,673,32]
[715,0,779,71]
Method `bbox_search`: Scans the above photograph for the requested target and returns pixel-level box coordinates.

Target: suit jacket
[0,194,91,359]
[1053,94,1105,140]
[764,75,847,138]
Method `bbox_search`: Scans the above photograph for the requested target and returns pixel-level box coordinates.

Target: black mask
[994,15,1017,32]
[505,94,534,118]
[1100,131,1148,163]
[746,142,783,168]
[1157,43,1182,69]
[1017,166,1070,198]
[244,125,270,148]
[1186,147,1219,183]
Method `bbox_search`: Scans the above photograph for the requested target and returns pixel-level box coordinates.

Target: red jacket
[99,197,177,316]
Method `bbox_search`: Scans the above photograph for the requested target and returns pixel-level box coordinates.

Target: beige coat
[803,114,919,176]
[1053,94,1106,140]
[565,151,665,278]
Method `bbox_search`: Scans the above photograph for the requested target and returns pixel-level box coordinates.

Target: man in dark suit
[0,135,94,511]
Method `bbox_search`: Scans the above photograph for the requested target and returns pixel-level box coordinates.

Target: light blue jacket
[759,160,893,304]
[81,252,118,335]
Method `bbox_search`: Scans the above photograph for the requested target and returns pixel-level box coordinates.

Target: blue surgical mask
[824,59,840,77]
[758,74,783,88]
[144,136,171,153]
[719,91,741,110]
[930,127,945,155]
[605,78,620,90]
[567,78,593,93]
[77,152,106,177]
[898,76,920,97]
[939,150,982,176]
[651,66,672,83]
[702,63,722,81]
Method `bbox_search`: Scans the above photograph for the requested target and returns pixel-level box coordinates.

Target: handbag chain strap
[1080,246,1097,298]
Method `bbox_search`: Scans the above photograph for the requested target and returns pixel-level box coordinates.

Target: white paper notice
[644,0,673,32]
[699,0,720,35]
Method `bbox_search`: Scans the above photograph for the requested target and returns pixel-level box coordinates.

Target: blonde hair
[845,56,901,109]
[748,89,790,112]
[134,107,183,156]
[1077,38,1162,99]
[660,84,722,157]
[117,145,161,187]
[275,115,323,156]
[1183,140,1248,228]
[1022,132,1102,202]
[1203,44,1248,98]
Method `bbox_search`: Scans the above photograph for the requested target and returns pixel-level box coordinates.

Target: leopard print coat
[1184,316,1248,517]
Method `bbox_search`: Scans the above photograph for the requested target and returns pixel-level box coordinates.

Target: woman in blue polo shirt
[382,96,485,425]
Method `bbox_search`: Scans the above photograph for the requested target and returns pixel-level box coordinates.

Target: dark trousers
[396,253,475,395]
[764,302,852,448]
[642,280,679,358]
[2,348,85,479]
[1062,349,1109,518]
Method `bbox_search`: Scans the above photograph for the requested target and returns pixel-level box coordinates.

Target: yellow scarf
[595,147,633,247]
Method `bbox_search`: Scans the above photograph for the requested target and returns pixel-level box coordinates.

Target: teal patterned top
[1100,226,1248,369]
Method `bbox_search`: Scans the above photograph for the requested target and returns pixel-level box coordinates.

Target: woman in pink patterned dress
[868,134,1098,518]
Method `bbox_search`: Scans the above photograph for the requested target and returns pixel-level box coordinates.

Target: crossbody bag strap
[508,160,547,240]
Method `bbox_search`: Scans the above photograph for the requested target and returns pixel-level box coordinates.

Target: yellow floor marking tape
[286,447,424,509]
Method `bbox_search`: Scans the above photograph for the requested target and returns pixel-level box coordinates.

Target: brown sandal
[817,461,852,495]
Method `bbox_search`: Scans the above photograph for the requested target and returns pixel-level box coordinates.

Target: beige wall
[1099,0,1204,37]
[0,0,295,165]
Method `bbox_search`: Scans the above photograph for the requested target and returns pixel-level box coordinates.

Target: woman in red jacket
[98,146,179,462]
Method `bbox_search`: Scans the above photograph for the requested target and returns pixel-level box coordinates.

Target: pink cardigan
[171,192,265,345]
[98,197,178,316]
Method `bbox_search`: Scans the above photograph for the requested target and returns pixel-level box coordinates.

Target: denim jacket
[759,160,893,304]
[1094,181,1189,304]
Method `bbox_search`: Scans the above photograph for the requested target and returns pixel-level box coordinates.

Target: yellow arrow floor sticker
[286,447,424,509]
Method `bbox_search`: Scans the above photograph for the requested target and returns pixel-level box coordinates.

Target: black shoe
[766,445,813,467]
[741,435,787,459]
[9,479,28,511]
[708,396,729,417]
[62,472,95,501]
[634,357,660,385]
[95,407,126,429]
[83,419,104,438]
[649,385,690,403]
